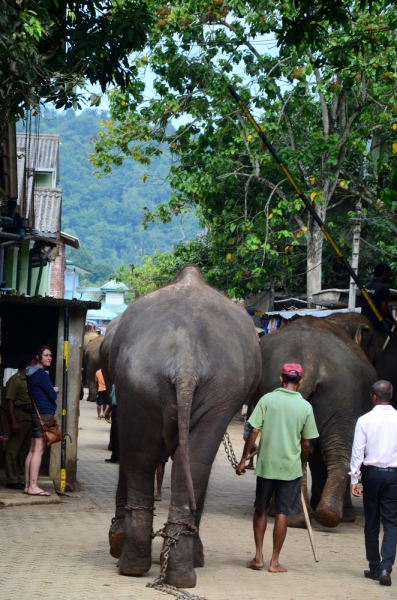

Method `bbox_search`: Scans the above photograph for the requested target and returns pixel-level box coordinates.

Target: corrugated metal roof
[34,188,61,235]
[261,307,362,320]
[101,280,129,292]
[16,133,59,171]
[87,307,119,320]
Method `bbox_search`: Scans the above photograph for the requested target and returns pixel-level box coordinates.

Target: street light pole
[348,201,362,311]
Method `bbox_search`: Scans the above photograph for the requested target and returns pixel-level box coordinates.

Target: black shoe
[105,458,119,463]
[364,570,380,580]
[379,570,391,586]
[6,482,25,490]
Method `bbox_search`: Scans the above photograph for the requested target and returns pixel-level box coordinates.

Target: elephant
[252,315,377,529]
[324,312,397,406]
[83,330,100,351]
[82,334,103,402]
[107,266,262,588]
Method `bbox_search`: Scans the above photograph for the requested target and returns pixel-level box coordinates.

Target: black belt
[15,406,32,414]
[365,465,397,472]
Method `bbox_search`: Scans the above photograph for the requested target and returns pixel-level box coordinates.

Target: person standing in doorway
[25,346,58,496]
[236,363,318,573]
[5,356,32,490]
[350,380,397,586]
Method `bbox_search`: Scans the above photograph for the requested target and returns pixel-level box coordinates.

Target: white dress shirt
[350,405,397,484]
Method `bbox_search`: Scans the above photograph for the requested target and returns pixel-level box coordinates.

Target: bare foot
[97,417,101,420]
[246,463,255,470]
[154,492,162,501]
[268,563,287,573]
[246,559,264,570]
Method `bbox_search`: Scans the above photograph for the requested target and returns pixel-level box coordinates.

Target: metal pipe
[0,217,14,226]
[0,236,33,248]
[16,251,21,291]
[27,246,34,296]
[34,253,45,296]
[0,246,4,285]
[34,247,52,295]
[0,231,21,240]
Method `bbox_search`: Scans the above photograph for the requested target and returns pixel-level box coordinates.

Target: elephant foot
[287,513,307,529]
[118,510,153,575]
[161,521,196,588]
[314,507,341,528]
[118,553,151,576]
[163,565,197,588]
[109,516,124,559]
[193,535,205,568]
[341,504,356,523]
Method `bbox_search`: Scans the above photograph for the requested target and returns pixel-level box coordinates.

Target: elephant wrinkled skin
[108,266,262,588]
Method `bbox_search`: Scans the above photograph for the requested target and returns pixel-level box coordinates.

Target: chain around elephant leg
[147,521,209,600]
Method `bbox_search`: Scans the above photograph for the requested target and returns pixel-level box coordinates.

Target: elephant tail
[176,372,197,513]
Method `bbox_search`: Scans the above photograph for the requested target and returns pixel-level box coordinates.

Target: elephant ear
[354,327,362,346]
[354,323,373,351]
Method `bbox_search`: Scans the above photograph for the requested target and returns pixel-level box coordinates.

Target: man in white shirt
[350,380,397,587]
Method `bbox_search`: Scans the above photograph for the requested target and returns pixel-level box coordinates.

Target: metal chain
[222,432,239,469]
[147,521,209,600]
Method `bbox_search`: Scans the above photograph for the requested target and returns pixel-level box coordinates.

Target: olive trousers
[5,410,31,484]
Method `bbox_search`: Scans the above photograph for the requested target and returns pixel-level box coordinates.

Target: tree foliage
[0,0,151,130]
[92,0,397,298]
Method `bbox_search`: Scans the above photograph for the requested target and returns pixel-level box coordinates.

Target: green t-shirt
[5,371,30,407]
[248,388,319,481]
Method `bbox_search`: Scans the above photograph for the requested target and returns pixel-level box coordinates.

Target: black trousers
[110,405,120,462]
[362,468,397,573]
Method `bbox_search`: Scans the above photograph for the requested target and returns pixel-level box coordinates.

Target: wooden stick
[382,324,395,351]
[301,490,319,562]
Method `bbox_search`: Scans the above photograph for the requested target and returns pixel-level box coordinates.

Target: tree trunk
[307,205,326,306]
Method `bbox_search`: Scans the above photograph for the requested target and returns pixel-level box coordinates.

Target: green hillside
[25,109,200,284]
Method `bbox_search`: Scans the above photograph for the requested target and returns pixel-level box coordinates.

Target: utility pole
[348,201,362,311]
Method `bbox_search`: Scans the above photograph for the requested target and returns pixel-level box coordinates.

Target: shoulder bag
[31,397,62,446]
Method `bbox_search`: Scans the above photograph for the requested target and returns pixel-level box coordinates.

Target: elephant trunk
[176,372,197,512]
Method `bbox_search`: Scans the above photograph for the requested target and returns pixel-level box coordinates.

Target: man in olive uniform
[5,357,31,490]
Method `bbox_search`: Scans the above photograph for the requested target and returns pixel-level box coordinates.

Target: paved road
[0,399,393,599]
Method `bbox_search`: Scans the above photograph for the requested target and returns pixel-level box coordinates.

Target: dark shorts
[160,444,170,464]
[96,391,109,406]
[255,476,302,515]
[31,413,55,439]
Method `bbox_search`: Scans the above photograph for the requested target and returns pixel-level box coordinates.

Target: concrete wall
[49,307,86,491]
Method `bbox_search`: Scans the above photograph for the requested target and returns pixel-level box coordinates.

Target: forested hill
[26,109,200,284]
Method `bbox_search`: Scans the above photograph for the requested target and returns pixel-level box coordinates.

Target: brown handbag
[31,397,62,446]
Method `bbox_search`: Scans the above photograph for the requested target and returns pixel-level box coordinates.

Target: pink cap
[281,363,303,377]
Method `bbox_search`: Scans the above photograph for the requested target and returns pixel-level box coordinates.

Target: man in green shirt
[236,363,319,573]
[5,357,32,490]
